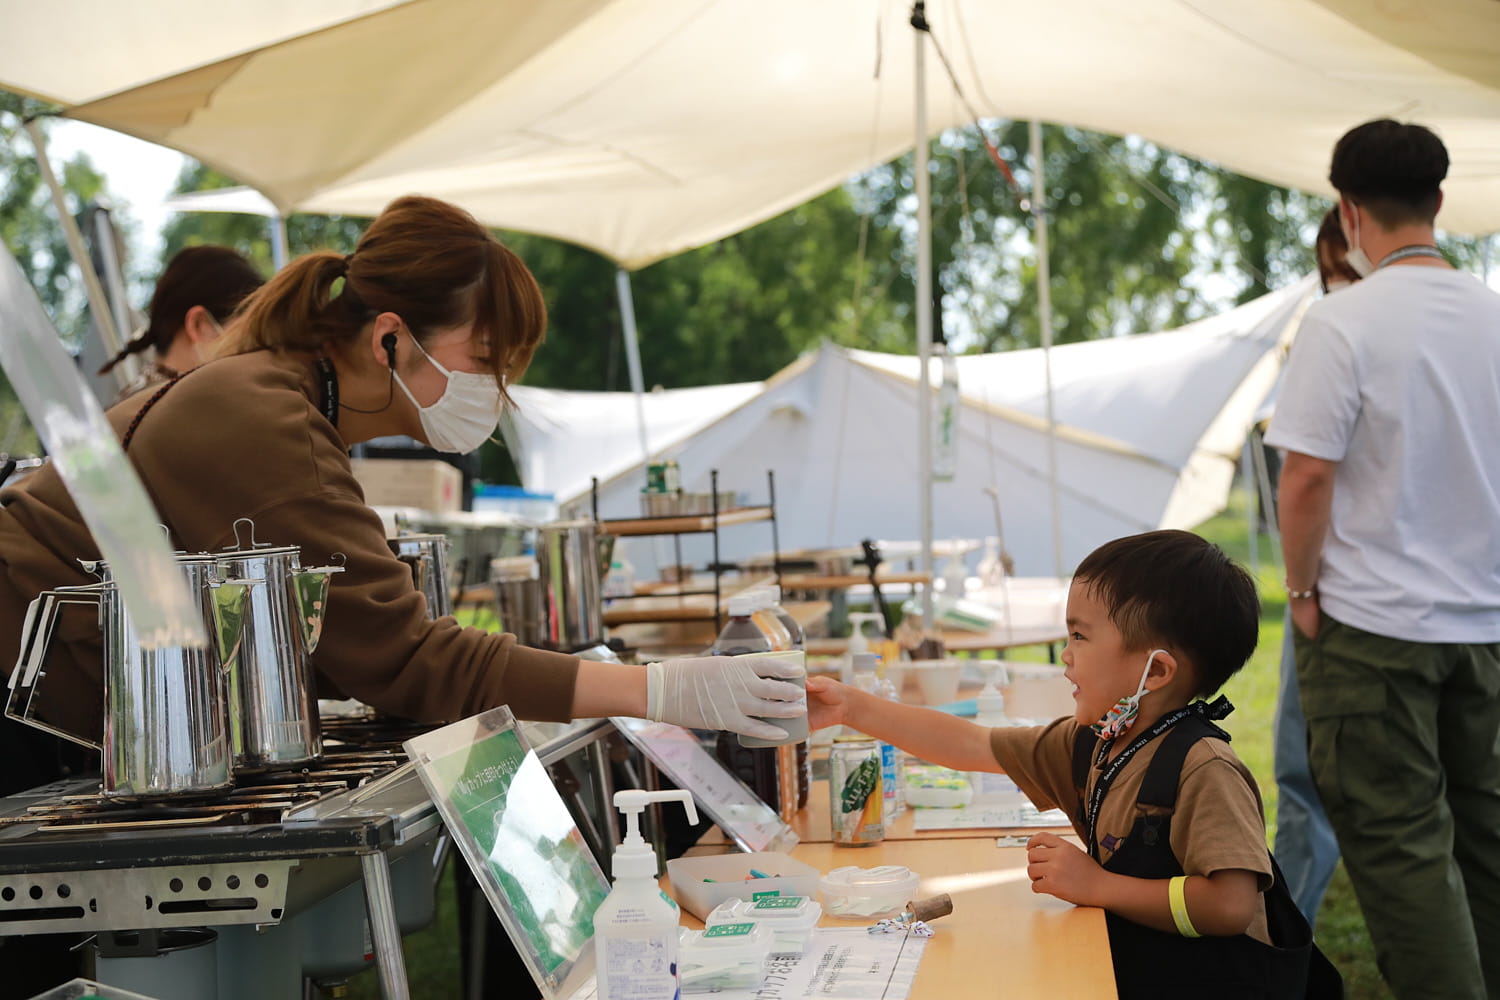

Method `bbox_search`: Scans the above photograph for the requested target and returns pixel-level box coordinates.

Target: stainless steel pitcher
[216,519,343,770]
[5,554,256,799]
[387,532,452,620]
[490,555,544,647]
[535,519,604,651]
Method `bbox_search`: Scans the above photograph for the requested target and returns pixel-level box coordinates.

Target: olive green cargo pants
[1295,613,1500,1000]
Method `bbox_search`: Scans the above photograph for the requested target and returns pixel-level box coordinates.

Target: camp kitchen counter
[672,836,1117,999]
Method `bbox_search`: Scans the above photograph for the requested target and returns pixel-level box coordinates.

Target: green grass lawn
[345,491,1391,998]
[1199,493,1391,999]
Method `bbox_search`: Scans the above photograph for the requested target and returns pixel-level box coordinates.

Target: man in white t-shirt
[1266,119,1500,1000]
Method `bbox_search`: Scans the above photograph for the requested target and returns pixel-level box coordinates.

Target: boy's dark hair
[1329,119,1448,228]
[1074,529,1259,697]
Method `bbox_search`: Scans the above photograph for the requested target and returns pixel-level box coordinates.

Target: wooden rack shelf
[602,605,719,627]
[600,505,773,537]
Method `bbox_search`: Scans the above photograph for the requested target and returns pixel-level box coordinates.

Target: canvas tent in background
[504,278,1315,579]
[501,380,763,504]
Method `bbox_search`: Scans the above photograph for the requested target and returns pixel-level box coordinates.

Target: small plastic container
[678,922,775,992]
[706,895,822,952]
[904,765,975,808]
[818,865,921,918]
[666,851,820,921]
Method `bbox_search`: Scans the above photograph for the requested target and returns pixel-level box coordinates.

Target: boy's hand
[806,675,851,731]
[1026,831,1104,906]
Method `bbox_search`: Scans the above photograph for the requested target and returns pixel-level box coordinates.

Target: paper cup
[738,651,809,748]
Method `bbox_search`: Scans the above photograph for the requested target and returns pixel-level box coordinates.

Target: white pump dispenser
[595,789,700,1000]
[842,612,885,684]
[973,662,1013,727]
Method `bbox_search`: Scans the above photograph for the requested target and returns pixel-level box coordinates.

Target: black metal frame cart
[0,718,620,1000]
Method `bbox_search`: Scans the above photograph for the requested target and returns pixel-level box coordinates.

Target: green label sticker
[751,890,782,900]
[705,922,757,938]
[752,896,804,910]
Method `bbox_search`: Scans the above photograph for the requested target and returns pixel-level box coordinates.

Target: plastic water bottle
[748,588,793,651]
[761,584,805,650]
[873,662,906,819]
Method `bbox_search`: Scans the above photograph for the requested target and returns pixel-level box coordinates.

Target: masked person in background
[0,195,804,788]
[1268,205,1361,927]
[98,244,264,402]
[1268,120,1500,999]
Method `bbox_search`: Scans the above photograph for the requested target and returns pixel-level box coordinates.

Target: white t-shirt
[1266,266,1500,643]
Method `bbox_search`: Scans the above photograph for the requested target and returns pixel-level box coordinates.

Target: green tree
[0,94,120,454]
[511,185,909,392]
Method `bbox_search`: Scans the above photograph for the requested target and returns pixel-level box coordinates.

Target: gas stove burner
[0,720,435,835]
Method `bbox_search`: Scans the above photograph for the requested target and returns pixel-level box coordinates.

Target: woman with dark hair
[99,244,264,398]
[0,195,803,772]
[1313,207,1361,294]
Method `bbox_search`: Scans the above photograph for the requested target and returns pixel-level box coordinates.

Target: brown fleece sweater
[0,349,579,740]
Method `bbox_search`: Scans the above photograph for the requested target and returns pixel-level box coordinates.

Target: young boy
[806,530,1338,999]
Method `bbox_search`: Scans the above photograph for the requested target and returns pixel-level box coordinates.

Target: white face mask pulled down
[392,334,503,454]
[1343,205,1376,278]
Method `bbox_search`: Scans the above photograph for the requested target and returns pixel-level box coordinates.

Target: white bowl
[907,658,963,706]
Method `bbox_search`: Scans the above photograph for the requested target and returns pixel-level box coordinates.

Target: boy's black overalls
[1070,699,1343,1000]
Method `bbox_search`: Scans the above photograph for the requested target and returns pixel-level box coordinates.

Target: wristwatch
[1285,581,1317,600]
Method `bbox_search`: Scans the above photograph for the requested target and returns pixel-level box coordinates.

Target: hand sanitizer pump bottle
[595,789,700,1000]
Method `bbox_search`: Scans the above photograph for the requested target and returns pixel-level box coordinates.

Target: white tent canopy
[502,379,764,505]
[505,278,1314,576]
[2,1,1497,267]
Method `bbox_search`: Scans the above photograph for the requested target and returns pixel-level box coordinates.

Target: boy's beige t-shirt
[991,717,1273,945]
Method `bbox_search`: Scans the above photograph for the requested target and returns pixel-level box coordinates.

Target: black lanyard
[314,356,339,427]
[1084,706,1197,861]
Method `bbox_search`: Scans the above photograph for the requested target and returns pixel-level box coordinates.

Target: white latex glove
[646,652,806,741]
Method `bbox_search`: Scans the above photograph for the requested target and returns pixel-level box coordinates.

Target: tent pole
[1030,120,1064,578]
[913,8,935,626]
[23,119,125,360]
[1241,436,1259,578]
[615,267,652,464]
[270,210,289,271]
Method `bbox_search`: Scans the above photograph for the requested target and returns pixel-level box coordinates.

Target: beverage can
[829,738,884,846]
[664,459,681,493]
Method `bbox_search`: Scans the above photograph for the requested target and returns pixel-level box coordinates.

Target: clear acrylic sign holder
[612,717,799,853]
[405,706,610,1000]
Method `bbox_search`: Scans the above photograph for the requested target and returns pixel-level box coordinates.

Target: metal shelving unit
[592,469,782,634]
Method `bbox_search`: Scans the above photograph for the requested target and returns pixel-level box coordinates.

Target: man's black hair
[1329,119,1448,227]
[1074,529,1259,697]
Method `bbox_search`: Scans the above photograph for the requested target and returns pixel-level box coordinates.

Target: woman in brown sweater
[0,195,803,768]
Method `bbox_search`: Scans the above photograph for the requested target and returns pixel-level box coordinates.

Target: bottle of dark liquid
[711,593,781,809]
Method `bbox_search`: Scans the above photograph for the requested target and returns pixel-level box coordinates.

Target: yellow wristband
[1169,876,1201,938]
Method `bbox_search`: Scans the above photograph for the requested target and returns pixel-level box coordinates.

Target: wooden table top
[670,837,1116,1000]
[696,769,1073,845]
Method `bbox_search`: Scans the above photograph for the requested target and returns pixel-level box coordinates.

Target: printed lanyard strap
[1083,695,1233,861]
[315,357,339,427]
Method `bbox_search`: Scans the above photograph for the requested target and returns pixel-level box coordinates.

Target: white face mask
[1343,204,1376,278]
[392,334,503,454]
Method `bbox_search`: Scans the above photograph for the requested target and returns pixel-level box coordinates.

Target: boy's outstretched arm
[1025,831,1259,936]
[806,676,998,772]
